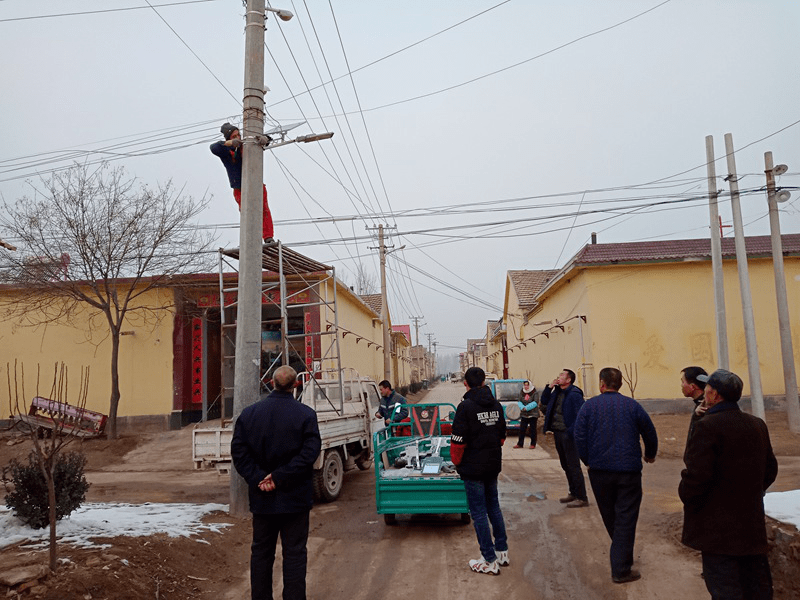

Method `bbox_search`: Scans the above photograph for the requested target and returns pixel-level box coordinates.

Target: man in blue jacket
[541,368,588,507]
[574,367,658,584]
[231,365,322,600]
[450,366,508,575]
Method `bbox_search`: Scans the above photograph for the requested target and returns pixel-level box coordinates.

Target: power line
[0,0,223,23]
[144,0,241,106]
[287,0,674,118]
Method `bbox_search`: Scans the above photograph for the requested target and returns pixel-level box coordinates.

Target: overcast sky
[2,0,799,352]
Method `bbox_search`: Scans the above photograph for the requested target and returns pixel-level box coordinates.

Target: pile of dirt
[0,513,249,599]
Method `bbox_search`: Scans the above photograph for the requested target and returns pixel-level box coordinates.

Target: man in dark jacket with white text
[679,369,778,599]
[451,366,508,576]
[231,365,322,600]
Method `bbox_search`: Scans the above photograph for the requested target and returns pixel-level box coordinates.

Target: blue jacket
[231,390,322,514]
[210,140,242,189]
[541,383,584,436]
[573,391,658,472]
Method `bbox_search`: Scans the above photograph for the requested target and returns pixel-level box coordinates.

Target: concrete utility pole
[409,315,424,347]
[426,333,435,380]
[764,152,800,432]
[229,0,269,518]
[724,133,765,419]
[377,225,392,382]
[705,135,730,369]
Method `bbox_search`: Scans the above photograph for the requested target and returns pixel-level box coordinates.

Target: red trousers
[233,184,274,240]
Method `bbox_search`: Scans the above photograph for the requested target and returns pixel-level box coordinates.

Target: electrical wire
[0,0,223,23]
[143,0,241,106]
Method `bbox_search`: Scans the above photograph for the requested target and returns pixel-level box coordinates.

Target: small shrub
[5,451,90,529]
[409,382,423,395]
[398,385,410,397]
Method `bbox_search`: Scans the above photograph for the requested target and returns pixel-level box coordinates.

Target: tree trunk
[47,463,57,572]
[108,328,121,439]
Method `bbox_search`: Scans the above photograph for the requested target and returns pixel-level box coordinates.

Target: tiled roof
[508,270,559,308]
[572,234,800,265]
[359,293,382,315]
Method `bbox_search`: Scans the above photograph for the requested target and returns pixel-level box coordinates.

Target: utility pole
[432,341,438,378]
[764,151,800,432]
[409,315,424,347]
[372,225,392,382]
[705,135,729,369]
[724,133,764,419]
[426,333,435,381]
[229,0,269,518]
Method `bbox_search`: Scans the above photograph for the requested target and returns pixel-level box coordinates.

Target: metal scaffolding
[217,241,343,419]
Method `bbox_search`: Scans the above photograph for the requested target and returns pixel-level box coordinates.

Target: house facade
[502,235,800,403]
[2,267,390,430]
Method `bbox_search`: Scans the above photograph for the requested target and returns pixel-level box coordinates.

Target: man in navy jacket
[540,368,588,507]
[574,367,658,584]
[210,122,274,242]
[231,365,322,600]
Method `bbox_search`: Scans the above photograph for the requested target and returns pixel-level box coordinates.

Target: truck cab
[488,378,527,429]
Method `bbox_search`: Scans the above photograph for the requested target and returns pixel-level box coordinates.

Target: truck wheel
[313,450,344,502]
[460,513,471,524]
[355,453,373,471]
[384,514,397,525]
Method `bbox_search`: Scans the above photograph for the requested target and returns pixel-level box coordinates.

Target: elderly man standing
[574,367,658,584]
[680,366,708,448]
[231,365,322,600]
[679,369,778,599]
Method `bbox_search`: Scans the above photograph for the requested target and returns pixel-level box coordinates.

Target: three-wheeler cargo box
[373,403,470,525]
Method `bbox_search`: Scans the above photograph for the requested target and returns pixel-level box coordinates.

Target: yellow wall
[0,286,176,418]
[505,271,592,393]
[506,257,800,400]
[319,279,384,383]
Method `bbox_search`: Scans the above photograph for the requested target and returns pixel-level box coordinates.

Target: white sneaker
[469,558,500,575]
[496,550,509,566]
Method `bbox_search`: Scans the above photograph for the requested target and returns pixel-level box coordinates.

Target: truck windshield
[493,382,522,402]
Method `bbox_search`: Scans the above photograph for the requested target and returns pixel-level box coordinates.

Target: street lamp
[265,7,293,20]
[764,152,800,433]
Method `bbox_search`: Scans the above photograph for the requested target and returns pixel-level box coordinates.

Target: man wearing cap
[210,122,274,243]
[679,366,707,450]
[679,369,778,599]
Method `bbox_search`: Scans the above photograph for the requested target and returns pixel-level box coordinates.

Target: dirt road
[2,383,798,599]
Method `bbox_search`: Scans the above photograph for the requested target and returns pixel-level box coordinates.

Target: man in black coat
[451,366,508,575]
[679,369,778,599]
[541,368,588,507]
[231,365,322,600]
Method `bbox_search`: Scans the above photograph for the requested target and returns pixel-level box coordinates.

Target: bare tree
[620,362,639,399]
[0,163,214,438]
[354,262,377,295]
[4,361,91,572]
